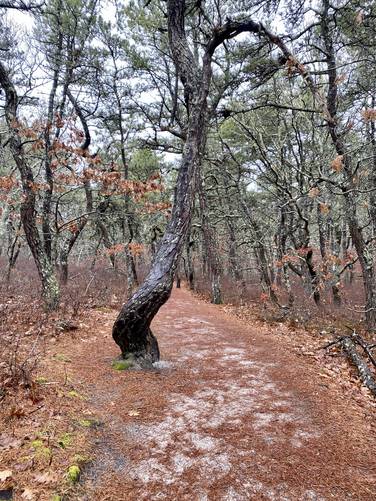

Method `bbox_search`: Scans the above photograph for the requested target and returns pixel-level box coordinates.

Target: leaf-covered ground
[1,287,376,500]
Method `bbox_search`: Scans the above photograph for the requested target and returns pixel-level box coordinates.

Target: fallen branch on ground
[341,337,376,397]
[322,331,376,397]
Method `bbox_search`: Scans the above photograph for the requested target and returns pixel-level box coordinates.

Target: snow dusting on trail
[69,288,376,500]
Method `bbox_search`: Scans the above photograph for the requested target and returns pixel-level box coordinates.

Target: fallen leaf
[128,410,140,417]
[14,460,33,472]
[22,488,36,500]
[34,472,58,484]
[0,436,22,450]
[0,470,12,481]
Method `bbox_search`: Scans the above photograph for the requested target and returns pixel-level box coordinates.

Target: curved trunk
[112,0,215,364]
[112,98,208,363]
[112,1,276,361]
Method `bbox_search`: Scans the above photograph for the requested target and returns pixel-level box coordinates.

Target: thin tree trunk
[0,61,60,309]
[185,237,195,290]
[320,2,376,326]
[58,90,92,284]
[198,171,222,304]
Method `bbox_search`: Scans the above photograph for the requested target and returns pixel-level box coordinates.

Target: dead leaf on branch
[331,155,343,172]
[355,10,364,25]
[334,74,346,86]
[308,187,320,198]
[361,108,376,122]
[319,203,330,214]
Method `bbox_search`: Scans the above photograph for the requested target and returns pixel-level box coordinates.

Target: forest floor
[1,286,376,500]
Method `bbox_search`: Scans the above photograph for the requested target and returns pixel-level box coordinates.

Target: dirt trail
[69,288,375,500]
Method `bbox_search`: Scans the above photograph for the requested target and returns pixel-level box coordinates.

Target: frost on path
[83,298,326,501]
[79,285,376,501]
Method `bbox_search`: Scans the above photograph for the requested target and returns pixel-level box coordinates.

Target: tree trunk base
[112,321,160,368]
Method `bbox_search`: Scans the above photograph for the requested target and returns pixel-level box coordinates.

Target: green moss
[51,495,62,501]
[57,432,73,449]
[77,417,101,428]
[111,359,133,371]
[67,390,84,399]
[54,354,71,362]
[32,439,51,459]
[32,439,43,448]
[67,465,80,483]
[111,353,137,371]
[35,376,48,384]
[72,453,91,465]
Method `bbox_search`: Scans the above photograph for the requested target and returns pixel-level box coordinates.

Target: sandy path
[70,288,375,500]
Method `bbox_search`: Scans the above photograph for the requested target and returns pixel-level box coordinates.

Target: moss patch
[67,390,84,399]
[57,432,73,449]
[67,465,80,483]
[77,417,101,428]
[31,439,51,460]
[72,453,91,466]
[111,359,133,371]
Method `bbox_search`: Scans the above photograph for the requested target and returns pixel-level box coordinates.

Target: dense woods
[2,0,376,345]
[1,1,376,500]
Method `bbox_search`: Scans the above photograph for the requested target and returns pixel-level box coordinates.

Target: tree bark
[341,337,376,397]
[112,2,271,362]
[185,236,195,290]
[0,61,60,309]
[112,0,211,363]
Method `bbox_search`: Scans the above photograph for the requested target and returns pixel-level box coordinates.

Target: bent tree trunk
[112,105,206,362]
[112,2,267,362]
[112,0,210,363]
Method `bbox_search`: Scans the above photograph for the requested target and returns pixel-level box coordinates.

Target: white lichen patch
[198,452,231,481]
[153,360,174,369]
[291,430,321,448]
[172,452,194,473]
[185,432,220,451]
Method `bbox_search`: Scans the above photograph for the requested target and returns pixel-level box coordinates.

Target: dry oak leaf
[0,470,12,481]
[355,10,364,25]
[34,472,58,484]
[319,203,330,214]
[308,187,320,198]
[21,488,36,500]
[362,108,376,122]
[0,435,22,450]
[331,155,343,172]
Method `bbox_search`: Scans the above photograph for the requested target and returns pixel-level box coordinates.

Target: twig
[28,404,44,415]
[320,337,344,350]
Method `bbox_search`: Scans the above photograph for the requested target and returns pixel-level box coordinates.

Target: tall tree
[112,0,278,363]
